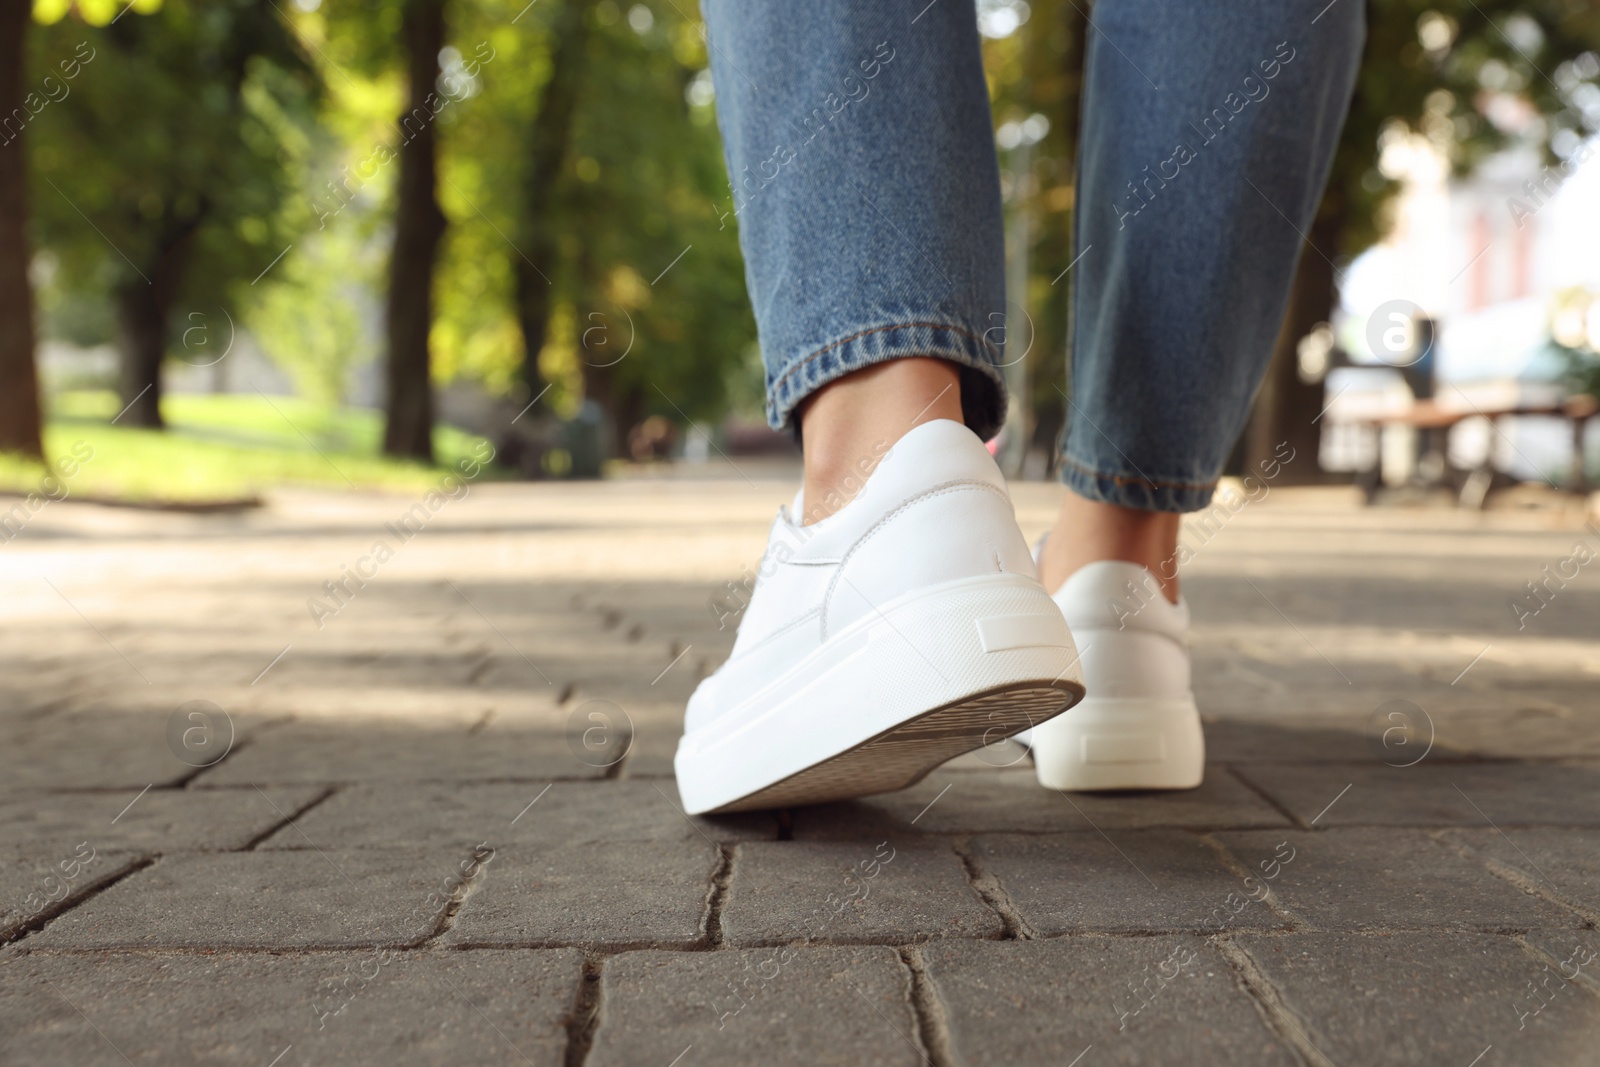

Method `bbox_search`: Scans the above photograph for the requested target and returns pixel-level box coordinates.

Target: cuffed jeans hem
[1058,452,1219,513]
[765,321,1007,442]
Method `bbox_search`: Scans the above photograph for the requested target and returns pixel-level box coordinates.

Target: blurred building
[1324,126,1600,485]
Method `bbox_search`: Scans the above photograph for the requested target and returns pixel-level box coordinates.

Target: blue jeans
[703,0,1363,511]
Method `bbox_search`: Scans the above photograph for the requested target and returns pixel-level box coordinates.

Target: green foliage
[24,0,1600,462]
[28,0,321,323]
[425,0,756,424]
[0,390,496,502]
[247,221,379,406]
[1326,0,1600,254]
[980,0,1085,444]
[280,0,757,429]
[556,0,757,422]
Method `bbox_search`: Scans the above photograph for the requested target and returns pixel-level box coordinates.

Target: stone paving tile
[1202,718,1471,764]
[1443,827,1600,917]
[973,831,1286,935]
[0,785,323,854]
[1,847,144,941]
[444,840,719,948]
[618,724,681,778]
[1236,931,1600,1065]
[584,696,688,779]
[233,646,491,692]
[236,685,544,723]
[1434,705,1600,760]
[792,766,1289,840]
[1521,930,1600,1002]
[920,936,1298,1066]
[199,718,604,785]
[720,841,1002,946]
[259,780,772,851]
[1234,761,1600,827]
[587,945,925,1067]
[27,848,471,950]
[1217,829,1579,931]
[1,711,270,791]
[0,948,582,1066]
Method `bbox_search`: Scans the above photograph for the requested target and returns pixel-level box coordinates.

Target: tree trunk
[514,0,594,402]
[614,382,645,458]
[112,213,203,430]
[383,0,448,462]
[115,283,167,428]
[0,0,42,458]
[1244,209,1342,483]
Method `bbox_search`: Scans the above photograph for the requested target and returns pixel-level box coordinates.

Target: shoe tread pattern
[711,681,1081,813]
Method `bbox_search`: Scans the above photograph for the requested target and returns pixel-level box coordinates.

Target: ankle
[797,358,963,524]
[1037,492,1181,602]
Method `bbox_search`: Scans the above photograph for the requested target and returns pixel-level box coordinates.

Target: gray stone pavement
[2,475,1599,1065]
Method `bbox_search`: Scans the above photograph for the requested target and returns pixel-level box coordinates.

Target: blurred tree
[982,0,1085,470]
[28,0,317,428]
[513,0,592,408]
[382,0,446,461]
[1245,0,1600,479]
[250,222,376,406]
[557,1,755,454]
[436,0,755,460]
[0,0,42,457]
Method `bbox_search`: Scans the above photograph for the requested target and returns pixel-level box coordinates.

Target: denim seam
[770,321,1000,399]
[1057,451,1219,493]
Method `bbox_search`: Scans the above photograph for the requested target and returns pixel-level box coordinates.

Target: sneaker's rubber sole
[675,573,1086,815]
[717,682,1076,812]
[1028,696,1205,791]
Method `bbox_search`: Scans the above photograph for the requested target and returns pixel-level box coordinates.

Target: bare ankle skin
[795,358,964,524]
[1036,491,1181,603]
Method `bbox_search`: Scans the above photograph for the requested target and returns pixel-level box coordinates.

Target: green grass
[0,391,499,505]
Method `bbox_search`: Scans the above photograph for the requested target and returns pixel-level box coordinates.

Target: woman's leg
[1027,0,1364,793]
[678,3,1089,815]
[701,0,1006,521]
[1038,0,1364,594]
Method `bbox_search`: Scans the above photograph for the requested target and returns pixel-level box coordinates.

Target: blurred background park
[2,0,1600,508]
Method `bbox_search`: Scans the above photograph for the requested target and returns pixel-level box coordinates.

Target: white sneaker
[1025,559,1205,791]
[674,419,1086,815]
